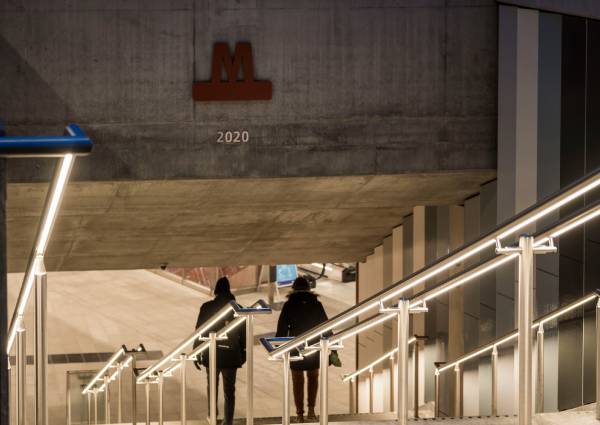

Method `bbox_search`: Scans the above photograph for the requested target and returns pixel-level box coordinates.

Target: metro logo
[193,42,272,101]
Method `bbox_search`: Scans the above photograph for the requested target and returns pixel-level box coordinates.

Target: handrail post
[117,362,123,424]
[496,234,555,425]
[103,375,110,424]
[35,261,48,425]
[536,323,544,413]
[16,317,26,425]
[209,332,217,425]
[368,368,374,413]
[389,355,395,412]
[246,315,254,425]
[158,372,164,425]
[87,392,92,425]
[319,338,330,425]
[67,372,72,425]
[93,390,98,425]
[349,377,357,414]
[434,369,440,418]
[282,353,291,425]
[413,340,419,418]
[596,298,600,421]
[131,356,137,425]
[454,364,462,417]
[145,380,150,425]
[491,346,498,416]
[180,353,187,425]
[396,299,410,425]
[518,236,534,425]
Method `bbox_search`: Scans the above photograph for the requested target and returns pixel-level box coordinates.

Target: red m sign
[193,42,272,101]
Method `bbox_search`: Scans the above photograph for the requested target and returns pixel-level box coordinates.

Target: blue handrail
[0,123,93,157]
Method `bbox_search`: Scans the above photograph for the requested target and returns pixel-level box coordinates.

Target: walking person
[194,277,246,425]
[276,277,329,423]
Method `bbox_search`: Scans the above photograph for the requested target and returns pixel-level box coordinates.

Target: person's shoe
[306,409,317,422]
[293,415,304,423]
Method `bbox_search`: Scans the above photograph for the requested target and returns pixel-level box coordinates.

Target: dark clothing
[275,291,329,370]
[206,368,237,425]
[194,292,247,369]
[292,369,319,416]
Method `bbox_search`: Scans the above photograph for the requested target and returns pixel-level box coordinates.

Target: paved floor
[6,270,356,425]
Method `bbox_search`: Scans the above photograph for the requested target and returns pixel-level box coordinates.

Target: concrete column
[412,206,426,409]
[447,205,465,362]
[382,235,394,412]
[497,6,540,415]
[446,206,465,417]
[392,226,404,282]
[357,253,377,413]
[390,225,404,412]
[371,246,385,412]
[462,195,480,417]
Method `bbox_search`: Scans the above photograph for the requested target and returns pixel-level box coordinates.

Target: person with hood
[193,277,246,425]
[276,276,329,423]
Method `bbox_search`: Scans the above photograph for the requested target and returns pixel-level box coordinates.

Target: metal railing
[434,291,600,417]
[80,345,145,425]
[136,300,271,425]
[268,168,600,362]
[259,168,600,425]
[2,124,92,425]
[341,336,431,417]
[339,292,600,418]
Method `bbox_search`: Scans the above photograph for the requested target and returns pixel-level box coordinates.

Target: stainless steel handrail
[268,168,600,361]
[434,291,600,417]
[136,299,271,425]
[261,170,600,425]
[3,124,93,425]
[341,337,417,383]
[137,299,270,381]
[81,345,144,425]
[284,200,600,359]
[409,199,600,308]
[437,291,599,375]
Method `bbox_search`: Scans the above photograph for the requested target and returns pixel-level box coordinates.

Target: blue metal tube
[0,124,92,157]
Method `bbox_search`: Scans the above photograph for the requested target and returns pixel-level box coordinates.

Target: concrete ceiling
[7,170,495,272]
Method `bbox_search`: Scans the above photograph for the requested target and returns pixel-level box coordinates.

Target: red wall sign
[193,42,272,101]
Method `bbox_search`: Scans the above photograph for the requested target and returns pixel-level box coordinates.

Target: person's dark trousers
[206,368,237,425]
[291,369,319,416]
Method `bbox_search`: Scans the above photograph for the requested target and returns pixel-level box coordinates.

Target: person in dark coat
[276,277,329,422]
[193,277,246,425]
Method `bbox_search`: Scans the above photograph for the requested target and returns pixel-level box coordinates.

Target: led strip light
[437,292,599,374]
[336,202,600,380]
[82,348,126,394]
[136,303,235,381]
[6,154,74,354]
[281,199,600,377]
[138,301,271,382]
[342,337,417,382]
[268,170,600,361]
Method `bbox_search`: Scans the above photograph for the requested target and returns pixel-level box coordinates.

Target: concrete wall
[1,0,497,183]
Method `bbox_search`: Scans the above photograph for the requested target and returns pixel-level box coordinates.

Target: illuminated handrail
[268,168,600,361]
[274,199,600,363]
[409,199,600,309]
[137,300,270,382]
[342,337,417,383]
[81,344,144,394]
[5,124,93,354]
[436,291,600,374]
[341,292,600,385]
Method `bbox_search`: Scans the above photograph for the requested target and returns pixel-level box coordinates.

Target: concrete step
[99,404,597,425]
